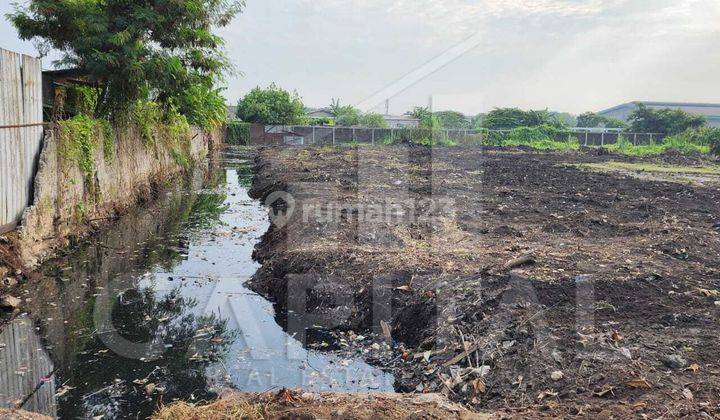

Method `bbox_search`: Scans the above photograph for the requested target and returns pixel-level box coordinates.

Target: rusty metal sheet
[0,48,44,231]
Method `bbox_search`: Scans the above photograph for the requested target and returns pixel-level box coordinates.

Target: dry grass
[153,395,264,419]
[153,390,484,420]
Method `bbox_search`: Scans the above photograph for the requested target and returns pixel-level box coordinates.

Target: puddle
[0,147,392,419]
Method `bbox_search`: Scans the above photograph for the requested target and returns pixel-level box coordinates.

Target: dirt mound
[153,389,485,419]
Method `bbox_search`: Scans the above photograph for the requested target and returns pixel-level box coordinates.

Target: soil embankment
[248,145,720,417]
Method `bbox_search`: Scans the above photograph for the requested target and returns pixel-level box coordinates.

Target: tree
[471,114,487,130]
[551,112,578,127]
[576,112,627,129]
[335,108,361,127]
[409,107,441,129]
[434,111,470,129]
[576,112,600,128]
[628,104,706,135]
[329,99,361,127]
[236,84,306,125]
[482,108,562,130]
[359,112,389,128]
[9,0,244,119]
[410,107,433,123]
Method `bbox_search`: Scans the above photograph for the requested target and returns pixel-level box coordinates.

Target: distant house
[383,115,420,129]
[305,107,336,120]
[598,101,720,128]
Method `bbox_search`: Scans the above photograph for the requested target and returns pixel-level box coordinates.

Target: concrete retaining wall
[15,123,223,267]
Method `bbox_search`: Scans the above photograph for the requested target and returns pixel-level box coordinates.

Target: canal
[0,147,392,419]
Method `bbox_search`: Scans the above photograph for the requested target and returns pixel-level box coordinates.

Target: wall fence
[0,48,44,234]
[238,124,665,147]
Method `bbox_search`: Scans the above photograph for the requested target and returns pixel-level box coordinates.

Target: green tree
[410,107,433,123]
[482,108,559,130]
[434,111,470,129]
[9,0,243,119]
[236,84,306,125]
[471,113,487,130]
[359,112,389,128]
[329,99,361,126]
[409,107,441,129]
[551,112,578,127]
[335,108,361,126]
[628,104,706,135]
[483,108,538,130]
[577,112,601,128]
[576,112,627,129]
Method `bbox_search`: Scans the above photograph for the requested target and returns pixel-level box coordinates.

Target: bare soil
[248,145,720,418]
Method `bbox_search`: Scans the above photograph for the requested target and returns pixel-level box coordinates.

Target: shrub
[606,129,713,156]
[383,128,456,146]
[227,122,251,145]
[494,125,578,150]
[667,127,720,146]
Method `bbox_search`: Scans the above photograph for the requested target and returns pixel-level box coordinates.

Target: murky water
[0,148,392,419]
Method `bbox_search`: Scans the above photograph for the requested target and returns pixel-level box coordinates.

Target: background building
[598,101,720,127]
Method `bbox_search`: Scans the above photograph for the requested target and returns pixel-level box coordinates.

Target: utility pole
[385,99,390,115]
[428,95,433,112]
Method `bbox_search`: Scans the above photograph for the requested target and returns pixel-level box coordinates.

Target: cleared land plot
[249,146,720,417]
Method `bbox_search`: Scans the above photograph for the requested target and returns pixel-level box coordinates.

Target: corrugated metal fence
[0,48,44,234]
[0,317,57,417]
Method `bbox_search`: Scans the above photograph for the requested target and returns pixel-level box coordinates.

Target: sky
[1,0,719,115]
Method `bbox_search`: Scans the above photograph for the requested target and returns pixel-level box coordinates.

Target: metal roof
[599,101,720,117]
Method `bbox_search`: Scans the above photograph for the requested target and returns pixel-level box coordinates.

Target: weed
[64,85,100,117]
[227,122,251,145]
[607,135,710,156]
[99,119,115,162]
[133,101,163,146]
[58,115,99,177]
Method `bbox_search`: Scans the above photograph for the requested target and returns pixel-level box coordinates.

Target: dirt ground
[248,145,720,418]
[154,389,483,419]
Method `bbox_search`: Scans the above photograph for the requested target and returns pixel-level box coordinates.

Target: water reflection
[1,149,392,419]
[148,170,393,393]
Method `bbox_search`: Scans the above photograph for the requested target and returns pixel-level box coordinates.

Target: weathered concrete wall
[15,124,223,267]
